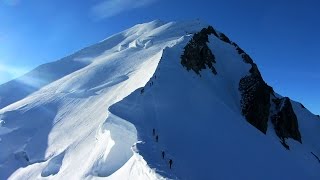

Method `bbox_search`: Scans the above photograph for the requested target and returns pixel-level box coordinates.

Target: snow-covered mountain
[0,20,319,180]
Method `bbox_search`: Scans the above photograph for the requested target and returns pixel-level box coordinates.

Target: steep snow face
[109,33,319,179]
[0,20,319,180]
[285,101,320,177]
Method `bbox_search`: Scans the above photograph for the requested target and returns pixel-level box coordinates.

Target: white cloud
[91,0,157,19]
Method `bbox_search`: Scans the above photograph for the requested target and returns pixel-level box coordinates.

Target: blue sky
[0,0,319,114]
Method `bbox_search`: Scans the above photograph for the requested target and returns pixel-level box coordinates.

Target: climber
[155,135,159,142]
[152,128,155,136]
[169,159,173,169]
[161,151,165,159]
[141,88,144,94]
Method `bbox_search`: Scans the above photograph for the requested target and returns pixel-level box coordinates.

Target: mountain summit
[0,20,319,179]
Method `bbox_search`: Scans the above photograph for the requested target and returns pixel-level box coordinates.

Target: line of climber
[153,128,173,169]
[140,74,157,94]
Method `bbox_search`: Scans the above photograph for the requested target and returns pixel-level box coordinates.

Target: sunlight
[0,63,30,84]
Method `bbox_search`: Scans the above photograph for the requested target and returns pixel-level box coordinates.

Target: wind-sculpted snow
[41,151,66,177]
[90,113,137,177]
[0,20,319,180]
[0,102,59,179]
[0,20,206,179]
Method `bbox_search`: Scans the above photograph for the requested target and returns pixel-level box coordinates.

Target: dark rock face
[218,32,231,44]
[271,97,302,143]
[241,54,254,64]
[300,103,306,109]
[230,32,274,134]
[14,151,29,163]
[311,152,320,163]
[232,42,256,66]
[239,64,273,133]
[231,42,254,64]
[231,30,302,147]
[182,25,302,145]
[181,26,218,75]
[232,42,245,55]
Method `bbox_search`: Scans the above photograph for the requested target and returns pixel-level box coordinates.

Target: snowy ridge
[0,20,320,179]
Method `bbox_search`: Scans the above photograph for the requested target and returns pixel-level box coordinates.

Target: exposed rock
[181,26,218,75]
[14,151,29,163]
[280,137,290,150]
[228,30,275,134]
[241,54,254,64]
[300,103,305,109]
[183,26,301,145]
[231,42,254,64]
[206,26,219,37]
[271,97,302,143]
[239,64,272,133]
[232,42,245,55]
[218,32,231,44]
[311,152,320,163]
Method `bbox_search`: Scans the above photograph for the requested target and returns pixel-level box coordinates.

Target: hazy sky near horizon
[0,0,319,114]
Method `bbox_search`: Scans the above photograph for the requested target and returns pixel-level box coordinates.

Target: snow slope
[0,20,319,179]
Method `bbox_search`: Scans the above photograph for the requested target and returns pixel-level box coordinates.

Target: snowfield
[0,20,319,179]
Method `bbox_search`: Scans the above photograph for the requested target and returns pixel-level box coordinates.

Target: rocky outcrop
[231,42,254,64]
[229,33,274,134]
[182,26,302,144]
[271,97,302,143]
[181,26,273,134]
[231,31,302,146]
[231,42,244,54]
[181,26,218,75]
[218,32,231,44]
[239,64,273,133]
[241,54,254,64]
[311,152,320,163]
[14,151,29,163]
